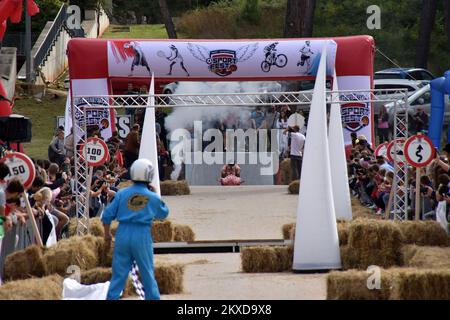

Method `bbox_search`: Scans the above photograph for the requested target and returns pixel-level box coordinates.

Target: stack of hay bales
[343,219,404,270]
[152,220,173,242]
[327,268,450,300]
[288,180,299,194]
[67,217,105,237]
[172,224,196,242]
[0,275,63,300]
[4,245,47,281]
[80,264,184,295]
[160,180,190,196]
[402,245,450,269]
[327,269,395,300]
[397,221,450,247]
[282,221,349,245]
[241,246,293,273]
[110,220,195,243]
[43,236,102,276]
[390,268,450,299]
[280,159,292,185]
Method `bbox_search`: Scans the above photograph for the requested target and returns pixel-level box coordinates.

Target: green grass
[101,24,169,39]
[13,96,66,160]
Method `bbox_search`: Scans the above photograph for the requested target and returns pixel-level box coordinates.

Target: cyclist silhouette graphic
[261,42,287,72]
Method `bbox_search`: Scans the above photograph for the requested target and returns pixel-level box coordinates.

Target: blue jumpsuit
[101,182,169,300]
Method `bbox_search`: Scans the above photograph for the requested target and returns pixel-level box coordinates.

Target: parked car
[374,68,435,83]
[384,84,450,125]
[373,79,424,114]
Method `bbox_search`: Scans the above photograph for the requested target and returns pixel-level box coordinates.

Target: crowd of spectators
[348,133,450,228]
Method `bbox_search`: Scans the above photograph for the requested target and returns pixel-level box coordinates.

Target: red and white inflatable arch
[67,35,374,145]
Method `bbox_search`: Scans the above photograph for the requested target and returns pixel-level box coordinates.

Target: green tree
[241,0,261,25]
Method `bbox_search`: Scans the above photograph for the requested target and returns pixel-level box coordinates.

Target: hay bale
[327,269,394,300]
[172,224,196,242]
[67,218,77,237]
[402,245,450,269]
[89,218,105,237]
[110,219,173,243]
[80,264,184,296]
[339,245,358,270]
[67,218,105,237]
[390,268,450,300]
[288,180,299,194]
[347,219,404,269]
[241,246,293,273]
[154,264,185,294]
[161,180,190,196]
[282,221,348,245]
[117,180,133,189]
[110,221,119,236]
[80,267,136,297]
[43,236,99,276]
[280,158,292,184]
[0,274,63,300]
[337,221,350,246]
[152,220,173,242]
[282,223,295,240]
[397,221,450,247]
[4,245,47,281]
[80,267,112,284]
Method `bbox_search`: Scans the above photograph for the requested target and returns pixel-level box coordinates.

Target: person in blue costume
[102,158,168,300]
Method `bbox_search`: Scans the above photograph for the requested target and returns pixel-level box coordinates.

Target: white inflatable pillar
[139,74,161,195]
[328,70,352,220]
[292,43,342,271]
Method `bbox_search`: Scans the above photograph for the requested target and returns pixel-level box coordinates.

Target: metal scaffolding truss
[72,88,409,235]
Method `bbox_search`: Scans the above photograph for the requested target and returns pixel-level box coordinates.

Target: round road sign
[374,142,389,158]
[80,137,109,167]
[0,152,36,189]
[386,138,406,164]
[404,134,435,167]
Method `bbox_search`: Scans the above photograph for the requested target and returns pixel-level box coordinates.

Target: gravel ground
[153,253,327,300]
[143,186,327,300]
[163,186,299,240]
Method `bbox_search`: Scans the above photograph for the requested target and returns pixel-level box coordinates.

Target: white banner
[58,115,130,139]
[69,78,115,141]
[337,76,372,146]
[107,39,337,79]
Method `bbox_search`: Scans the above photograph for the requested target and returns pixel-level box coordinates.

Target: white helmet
[130,159,154,183]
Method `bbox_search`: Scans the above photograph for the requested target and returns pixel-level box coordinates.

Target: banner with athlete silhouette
[107,40,337,79]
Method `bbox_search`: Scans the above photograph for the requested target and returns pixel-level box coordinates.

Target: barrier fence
[0,217,43,279]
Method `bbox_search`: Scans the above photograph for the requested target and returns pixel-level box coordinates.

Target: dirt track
[151,186,328,300]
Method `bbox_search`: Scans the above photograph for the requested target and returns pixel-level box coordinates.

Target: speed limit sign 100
[0,152,36,189]
[80,137,109,167]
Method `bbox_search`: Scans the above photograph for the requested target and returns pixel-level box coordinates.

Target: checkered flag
[129,261,145,300]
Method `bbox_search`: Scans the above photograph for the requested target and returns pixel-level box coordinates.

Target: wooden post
[415,168,421,220]
[385,186,395,220]
[22,191,43,247]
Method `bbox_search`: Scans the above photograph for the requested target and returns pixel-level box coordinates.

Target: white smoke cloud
[165,81,282,180]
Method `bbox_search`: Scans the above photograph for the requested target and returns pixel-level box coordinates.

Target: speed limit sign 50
[0,152,36,189]
[80,137,110,167]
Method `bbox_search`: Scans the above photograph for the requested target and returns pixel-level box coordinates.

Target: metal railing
[0,218,44,279]
[34,4,68,69]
